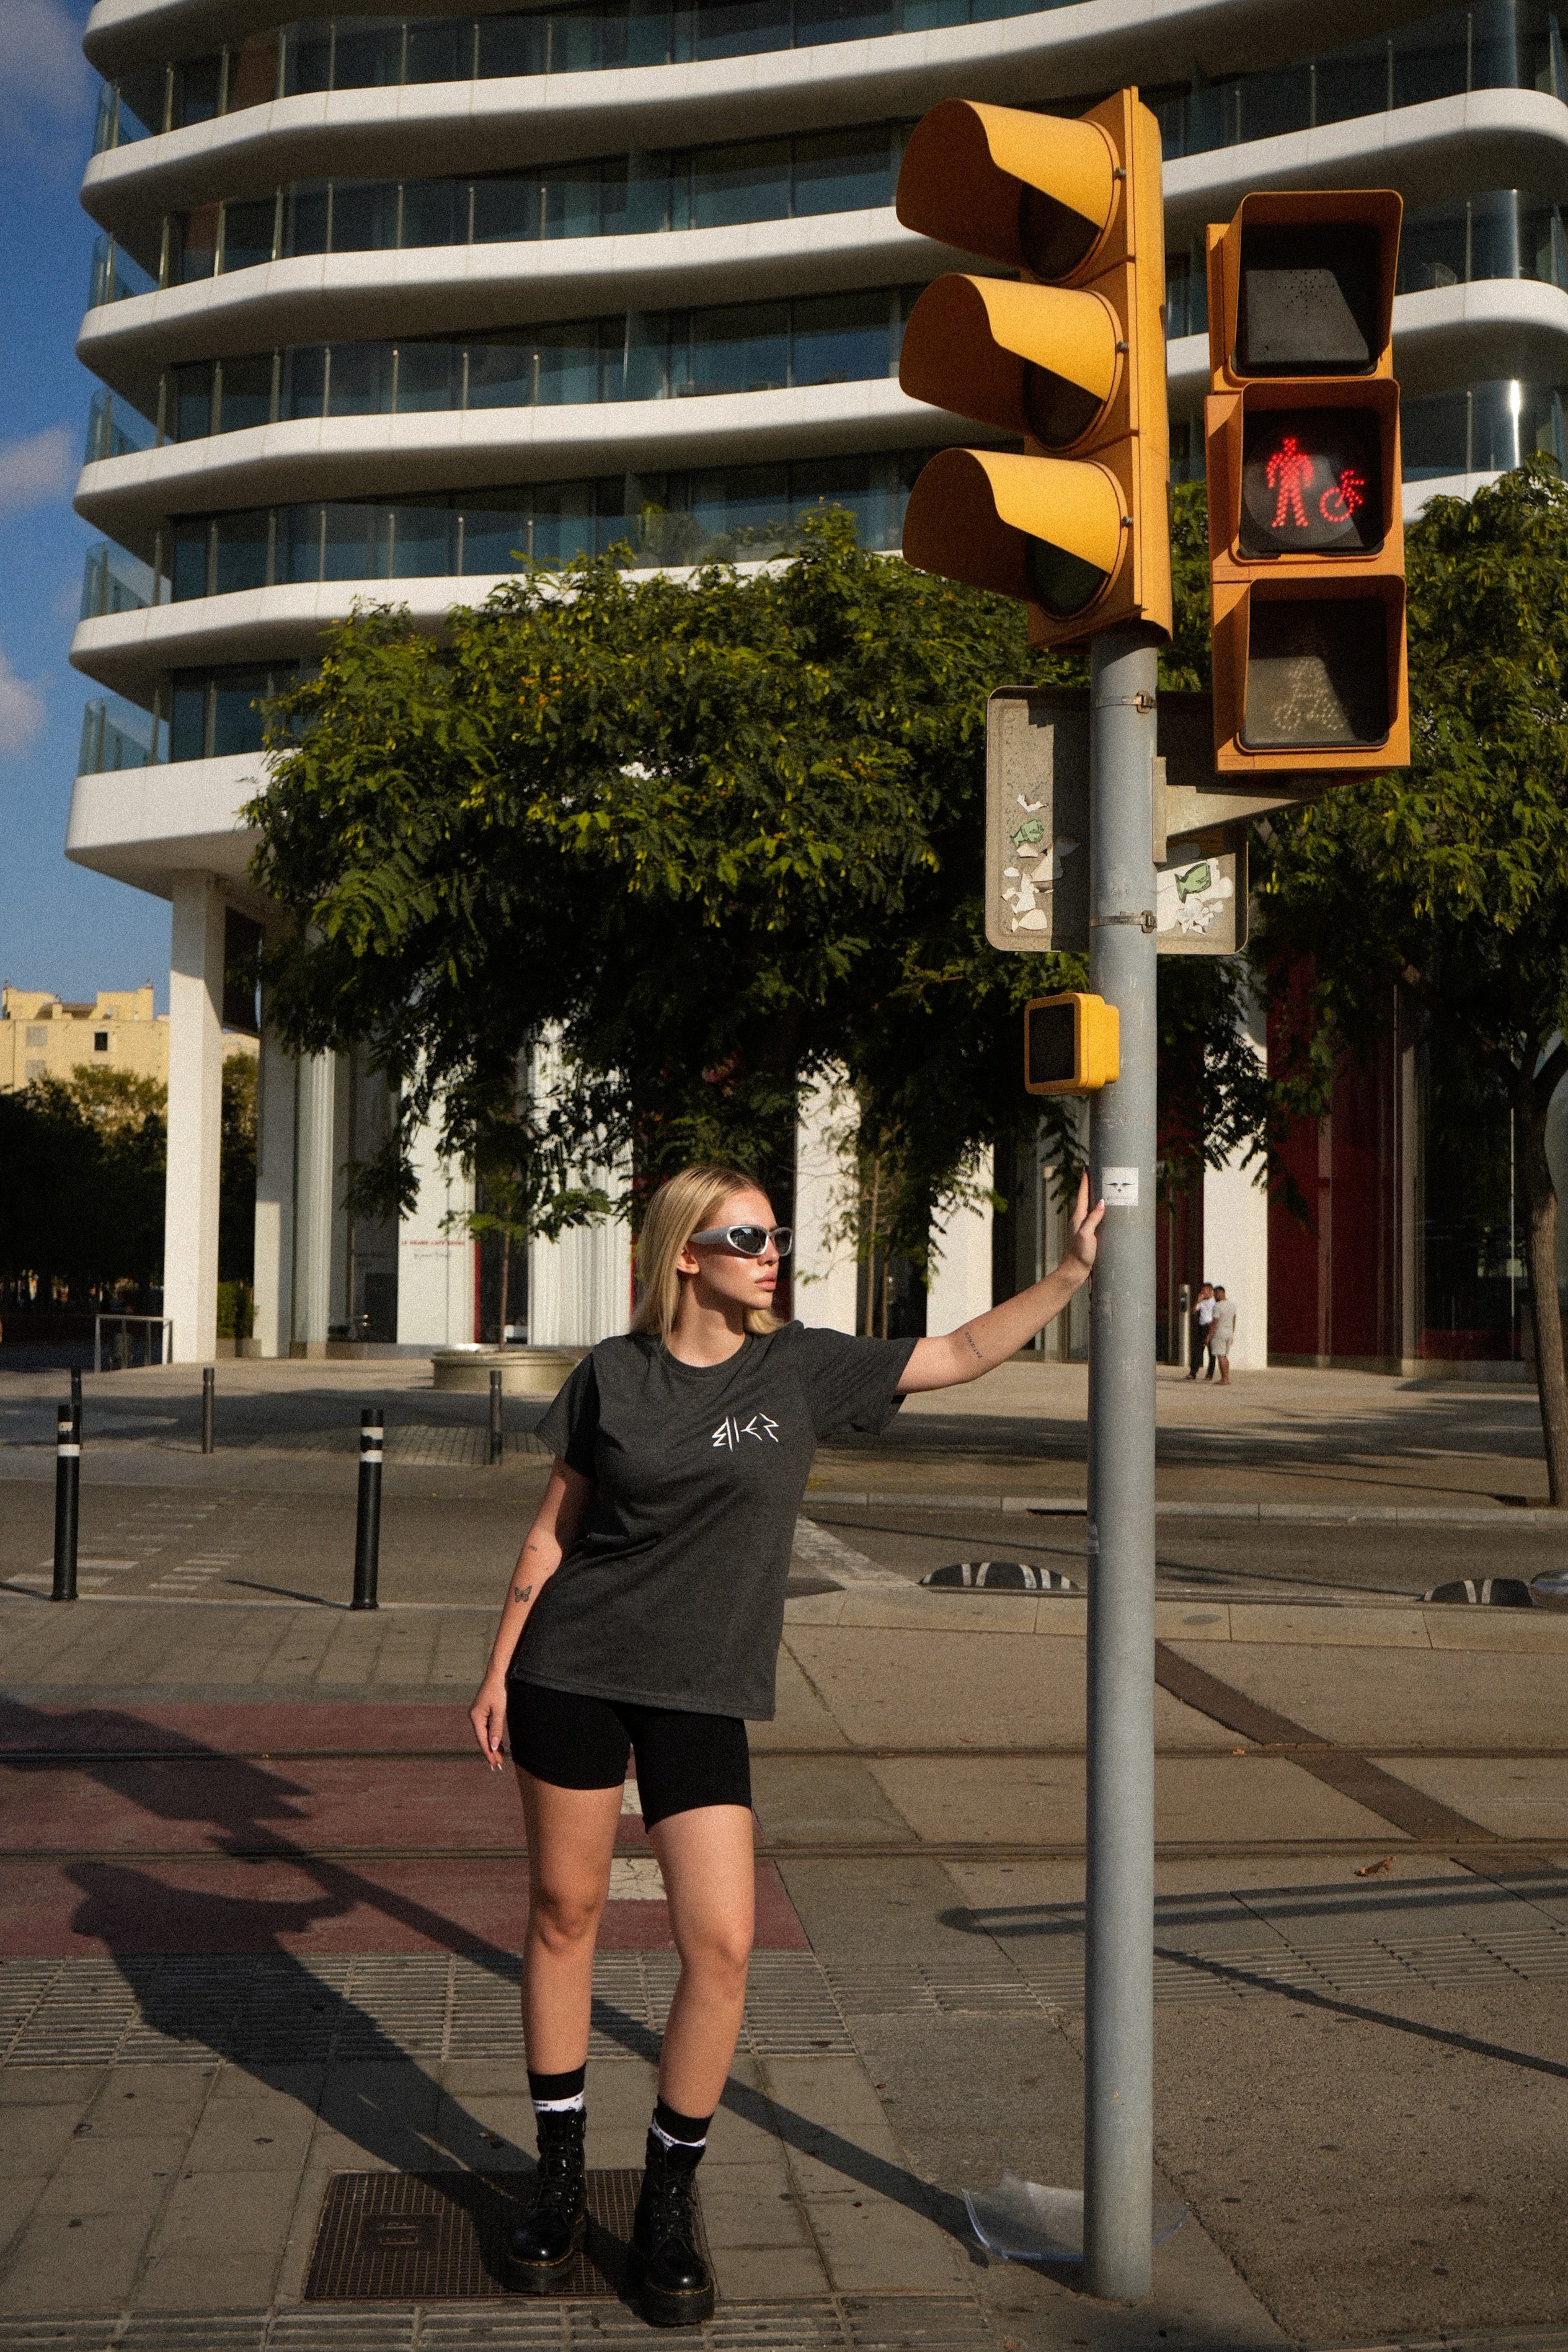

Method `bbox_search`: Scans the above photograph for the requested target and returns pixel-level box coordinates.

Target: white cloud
[0,0,90,116]
[0,425,75,515]
[0,647,47,757]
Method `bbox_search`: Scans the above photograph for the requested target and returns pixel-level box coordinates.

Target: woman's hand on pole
[1064,1171,1105,1275]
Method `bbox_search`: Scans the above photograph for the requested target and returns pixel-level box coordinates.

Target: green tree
[250,500,1262,1278]
[0,1068,166,1302]
[1257,459,1568,1501]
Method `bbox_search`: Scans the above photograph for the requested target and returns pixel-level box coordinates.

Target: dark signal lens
[1026,1000,1076,1088]
[1239,409,1383,557]
[1236,224,1381,375]
[1017,185,1102,279]
[1020,360,1104,449]
[1024,533,1109,618]
[1241,598,1391,750]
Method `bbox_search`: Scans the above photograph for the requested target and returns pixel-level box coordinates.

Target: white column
[794,1070,859,1331]
[396,1110,476,1346]
[1202,987,1270,1370]
[292,1051,336,1351]
[162,872,226,1364]
[252,1009,296,1358]
[926,1167,994,1333]
[529,1218,632,1344]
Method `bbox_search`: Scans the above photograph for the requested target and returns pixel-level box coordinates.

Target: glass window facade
[91,0,1568,158]
[1164,187,1568,346]
[149,126,908,291]
[154,290,910,441]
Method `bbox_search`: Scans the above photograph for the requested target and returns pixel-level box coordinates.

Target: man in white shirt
[1208,1287,1238,1385]
[1187,1283,1215,1380]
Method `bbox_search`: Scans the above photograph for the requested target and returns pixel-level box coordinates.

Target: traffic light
[1205,191,1409,776]
[896,91,1171,650]
[1024,992,1120,1095]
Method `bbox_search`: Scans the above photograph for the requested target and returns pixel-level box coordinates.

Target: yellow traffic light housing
[1024,992,1120,1096]
[896,91,1171,650]
[1204,190,1409,776]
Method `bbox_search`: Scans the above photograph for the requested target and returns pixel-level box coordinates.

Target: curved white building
[65,0,1568,1360]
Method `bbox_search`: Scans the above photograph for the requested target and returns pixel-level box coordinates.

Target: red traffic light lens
[1239,410,1384,557]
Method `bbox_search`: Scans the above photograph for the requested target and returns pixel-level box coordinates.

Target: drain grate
[304,2172,704,2304]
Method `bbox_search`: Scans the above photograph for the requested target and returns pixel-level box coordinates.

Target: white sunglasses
[689,1223,794,1258]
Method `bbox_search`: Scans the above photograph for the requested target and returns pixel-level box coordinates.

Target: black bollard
[70,1366,82,1434]
[53,1406,79,1602]
[489,1366,503,1466]
[202,1365,216,1455]
[352,1407,383,1610]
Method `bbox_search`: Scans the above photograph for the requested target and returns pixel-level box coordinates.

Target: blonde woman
[469,1161,1102,2325]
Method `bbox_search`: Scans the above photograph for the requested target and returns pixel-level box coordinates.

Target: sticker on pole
[1101,1167,1139,1207]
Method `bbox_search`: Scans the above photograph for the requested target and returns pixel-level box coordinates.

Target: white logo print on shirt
[712,1411,781,1450]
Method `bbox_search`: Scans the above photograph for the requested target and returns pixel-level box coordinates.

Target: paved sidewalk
[2,1356,1567,2348]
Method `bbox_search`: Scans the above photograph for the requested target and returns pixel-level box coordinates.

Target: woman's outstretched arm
[469,1458,592,1767]
[897,1172,1104,1394]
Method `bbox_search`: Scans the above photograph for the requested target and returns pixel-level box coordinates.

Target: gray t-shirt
[512,1322,916,1719]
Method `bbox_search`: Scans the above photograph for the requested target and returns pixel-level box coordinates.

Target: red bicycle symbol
[1319,468,1366,524]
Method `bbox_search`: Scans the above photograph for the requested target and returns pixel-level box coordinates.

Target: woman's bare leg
[650,1804,755,2114]
[516,1771,623,2069]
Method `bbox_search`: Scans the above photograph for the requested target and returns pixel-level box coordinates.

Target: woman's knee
[528,1878,605,1953]
[678,1918,753,1984]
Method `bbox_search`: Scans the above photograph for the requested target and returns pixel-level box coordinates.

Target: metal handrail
[94,1314,172,1372]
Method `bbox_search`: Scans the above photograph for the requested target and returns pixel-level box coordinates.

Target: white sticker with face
[1102,1167,1139,1208]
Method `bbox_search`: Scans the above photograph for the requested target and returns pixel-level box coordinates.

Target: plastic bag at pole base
[963,2175,1188,2264]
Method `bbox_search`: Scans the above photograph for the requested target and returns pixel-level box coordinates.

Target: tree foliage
[252,494,1263,1272]
[1256,458,1568,1498]
[0,1068,166,1301]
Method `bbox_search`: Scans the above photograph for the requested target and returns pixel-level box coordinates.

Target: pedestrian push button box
[1024,992,1120,1096]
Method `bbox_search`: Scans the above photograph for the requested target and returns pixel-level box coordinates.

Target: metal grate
[0,2297,996,2352]
[7,1922,1568,2076]
[304,2170,705,2304]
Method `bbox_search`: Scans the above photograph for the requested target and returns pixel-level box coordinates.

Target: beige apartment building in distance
[0,984,169,1091]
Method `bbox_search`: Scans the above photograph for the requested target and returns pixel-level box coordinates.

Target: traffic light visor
[899,276,1121,446]
[896,100,1118,276]
[902,448,1127,616]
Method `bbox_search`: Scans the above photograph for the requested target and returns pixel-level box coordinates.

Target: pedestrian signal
[895,91,1171,650]
[1204,192,1409,776]
[1024,993,1120,1096]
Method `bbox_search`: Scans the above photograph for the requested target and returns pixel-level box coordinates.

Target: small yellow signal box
[1024,992,1120,1095]
[895,91,1171,650]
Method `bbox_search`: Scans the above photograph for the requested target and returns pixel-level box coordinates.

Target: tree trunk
[1513,1064,1568,1506]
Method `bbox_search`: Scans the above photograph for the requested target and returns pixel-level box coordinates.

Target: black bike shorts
[507,1679,751,1831]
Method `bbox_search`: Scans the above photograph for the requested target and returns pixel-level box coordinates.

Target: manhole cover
[304,2168,706,2302]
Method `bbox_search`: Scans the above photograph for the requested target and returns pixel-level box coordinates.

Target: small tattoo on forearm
[963,1329,986,1365]
[512,1583,533,1605]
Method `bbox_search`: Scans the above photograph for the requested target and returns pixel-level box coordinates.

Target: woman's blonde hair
[631,1163,784,1342]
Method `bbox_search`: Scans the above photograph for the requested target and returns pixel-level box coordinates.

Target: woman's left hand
[1065,1171,1105,1276]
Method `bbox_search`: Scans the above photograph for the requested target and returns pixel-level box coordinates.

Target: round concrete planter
[431,1345,587,1395]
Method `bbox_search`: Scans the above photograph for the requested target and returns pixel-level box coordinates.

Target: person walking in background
[468,1160,1103,2325]
[1187,1282,1215,1379]
[1208,1285,1238,1385]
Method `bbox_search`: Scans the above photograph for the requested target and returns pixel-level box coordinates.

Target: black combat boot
[629,2131,714,2327]
[506,2106,587,2291]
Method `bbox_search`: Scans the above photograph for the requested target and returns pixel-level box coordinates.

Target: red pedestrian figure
[1266,433,1314,530]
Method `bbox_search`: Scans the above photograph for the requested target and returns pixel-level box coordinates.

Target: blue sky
[0,0,170,1008]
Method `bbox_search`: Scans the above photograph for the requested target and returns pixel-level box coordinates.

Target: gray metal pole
[1084,624,1159,2302]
